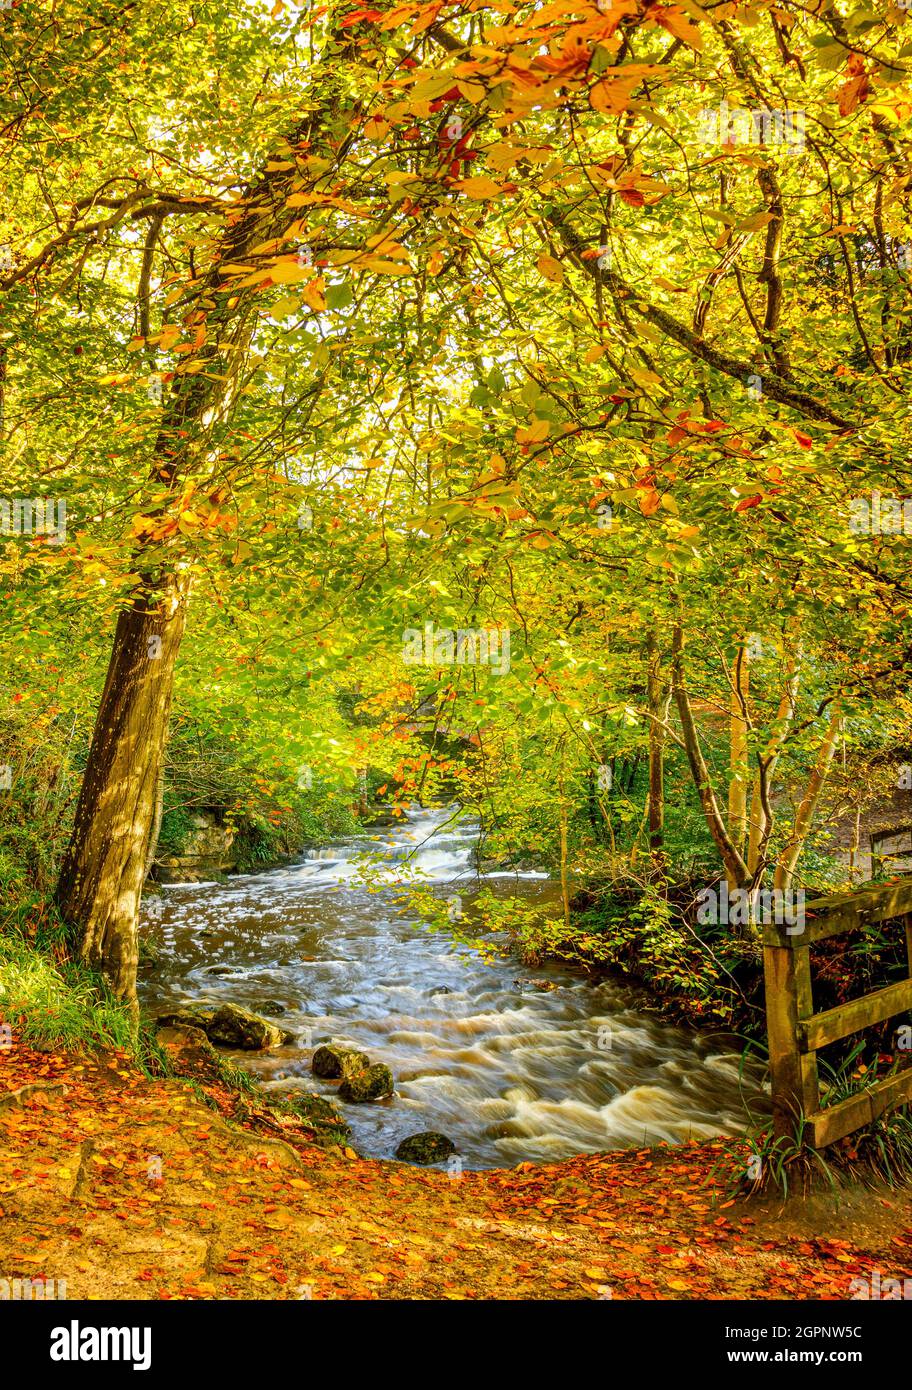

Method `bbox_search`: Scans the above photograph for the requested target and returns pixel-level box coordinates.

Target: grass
[0,923,136,1052]
[0,917,170,1076]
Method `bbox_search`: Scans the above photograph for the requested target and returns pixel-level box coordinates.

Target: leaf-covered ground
[3,1041,912,1301]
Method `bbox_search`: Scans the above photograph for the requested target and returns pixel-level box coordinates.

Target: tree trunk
[559,774,570,929]
[646,629,668,879]
[746,648,801,880]
[671,623,749,889]
[727,641,750,884]
[773,706,842,893]
[56,573,190,1009]
[849,803,862,881]
[143,760,166,885]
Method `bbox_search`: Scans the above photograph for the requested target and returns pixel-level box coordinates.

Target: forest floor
[3,1038,912,1301]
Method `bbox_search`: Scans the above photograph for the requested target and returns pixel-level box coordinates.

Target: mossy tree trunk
[56,574,190,1009]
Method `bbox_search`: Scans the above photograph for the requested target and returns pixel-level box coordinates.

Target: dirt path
[3,1042,912,1300]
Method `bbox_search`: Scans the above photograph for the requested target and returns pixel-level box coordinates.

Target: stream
[140,806,768,1168]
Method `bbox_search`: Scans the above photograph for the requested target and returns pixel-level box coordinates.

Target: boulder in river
[311,1044,370,1079]
[338,1063,394,1103]
[156,1003,293,1050]
[395,1131,456,1165]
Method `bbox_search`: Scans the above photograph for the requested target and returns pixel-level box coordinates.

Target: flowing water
[140,806,768,1168]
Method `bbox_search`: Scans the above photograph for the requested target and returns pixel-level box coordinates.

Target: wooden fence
[762,879,912,1147]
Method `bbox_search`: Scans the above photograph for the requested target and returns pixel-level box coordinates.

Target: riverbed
[139,806,767,1167]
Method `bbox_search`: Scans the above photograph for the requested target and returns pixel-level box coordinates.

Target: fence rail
[762,878,912,1148]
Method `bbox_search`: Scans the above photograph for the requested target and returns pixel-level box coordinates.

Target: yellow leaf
[363,258,412,275]
[516,418,550,444]
[301,278,326,311]
[584,345,605,364]
[654,6,704,50]
[364,1272,385,1284]
[457,175,505,200]
[271,295,300,319]
[364,116,391,139]
[270,261,316,285]
[736,211,774,232]
[536,254,564,284]
[590,74,640,116]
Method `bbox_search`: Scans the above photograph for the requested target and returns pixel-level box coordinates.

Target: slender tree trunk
[773,706,842,892]
[671,623,749,889]
[646,629,668,880]
[144,760,166,885]
[56,573,191,1008]
[747,649,801,880]
[559,774,570,929]
[727,642,750,885]
[849,803,862,881]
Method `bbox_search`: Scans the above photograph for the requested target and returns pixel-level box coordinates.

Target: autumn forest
[2,0,912,1354]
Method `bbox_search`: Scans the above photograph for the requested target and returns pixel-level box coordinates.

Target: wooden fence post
[763,940,818,1139]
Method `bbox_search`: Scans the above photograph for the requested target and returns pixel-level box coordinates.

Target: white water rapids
[140,806,768,1167]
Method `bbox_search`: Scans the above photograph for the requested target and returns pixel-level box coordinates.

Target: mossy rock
[269,1090,352,1148]
[395,1131,456,1165]
[154,1024,219,1081]
[311,1044,370,1079]
[338,1063,394,1103]
[287,1092,347,1128]
[156,1003,293,1050]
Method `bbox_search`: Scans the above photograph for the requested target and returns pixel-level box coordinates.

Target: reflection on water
[140,807,768,1168]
